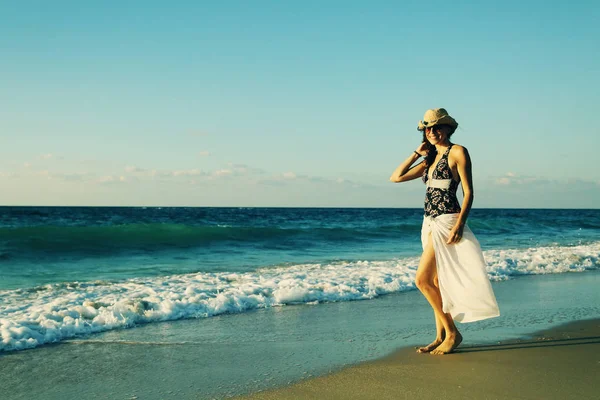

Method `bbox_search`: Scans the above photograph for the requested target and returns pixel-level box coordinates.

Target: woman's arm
[389,143,429,183]
[447,145,473,244]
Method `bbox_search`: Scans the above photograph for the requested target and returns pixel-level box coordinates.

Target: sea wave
[0,223,422,257]
[1,241,599,352]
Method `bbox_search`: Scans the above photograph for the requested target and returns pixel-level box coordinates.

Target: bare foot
[416,337,444,353]
[430,331,463,355]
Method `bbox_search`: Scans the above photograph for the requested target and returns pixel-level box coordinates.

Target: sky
[1,0,599,207]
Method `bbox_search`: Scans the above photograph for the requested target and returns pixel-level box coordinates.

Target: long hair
[421,124,456,167]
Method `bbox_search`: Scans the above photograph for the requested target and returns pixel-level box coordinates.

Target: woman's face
[425,125,450,145]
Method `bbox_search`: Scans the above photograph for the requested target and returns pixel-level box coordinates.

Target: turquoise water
[1,207,598,288]
[1,207,599,353]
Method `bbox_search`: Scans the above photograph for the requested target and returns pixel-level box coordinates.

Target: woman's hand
[415,142,429,157]
[446,223,464,244]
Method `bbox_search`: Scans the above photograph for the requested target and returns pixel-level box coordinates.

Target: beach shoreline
[1,270,599,399]
[237,318,600,400]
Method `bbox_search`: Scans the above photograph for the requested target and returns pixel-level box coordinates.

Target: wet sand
[238,318,600,400]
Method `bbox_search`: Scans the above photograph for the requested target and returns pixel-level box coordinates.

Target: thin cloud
[227,163,265,175]
[125,166,147,173]
[98,175,127,184]
[495,172,527,185]
[172,169,204,177]
[198,151,211,157]
[309,175,362,187]
[282,172,297,180]
[213,169,232,177]
[39,154,64,161]
[59,172,95,182]
[36,170,52,178]
[260,172,362,187]
[15,168,98,182]
[98,176,114,183]
[209,164,264,178]
[121,163,264,181]
[261,172,304,183]
[493,173,587,187]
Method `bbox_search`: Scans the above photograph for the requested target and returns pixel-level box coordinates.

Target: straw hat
[417,108,458,132]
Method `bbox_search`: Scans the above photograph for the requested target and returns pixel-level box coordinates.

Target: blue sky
[1,0,599,207]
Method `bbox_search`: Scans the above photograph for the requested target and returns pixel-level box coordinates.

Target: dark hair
[421,124,455,167]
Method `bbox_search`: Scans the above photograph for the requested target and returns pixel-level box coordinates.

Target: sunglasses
[425,125,446,133]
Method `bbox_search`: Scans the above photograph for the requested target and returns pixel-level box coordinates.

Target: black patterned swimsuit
[422,144,461,218]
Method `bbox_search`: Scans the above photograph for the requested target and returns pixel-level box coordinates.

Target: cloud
[124,166,204,179]
[492,173,599,187]
[11,168,99,182]
[260,172,362,187]
[11,162,267,188]
[98,175,127,184]
[37,170,52,178]
[98,176,114,183]
[39,153,65,161]
[227,163,265,175]
[494,172,540,186]
[260,172,303,183]
[23,162,31,168]
[198,151,211,157]
[172,169,204,177]
[307,176,333,184]
[207,164,264,179]
[213,169,232,177]
[60,172,95,182]
[123,164,263,181]
[125,165,147,173]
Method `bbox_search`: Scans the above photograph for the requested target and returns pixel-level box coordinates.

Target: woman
[390,108,500,355]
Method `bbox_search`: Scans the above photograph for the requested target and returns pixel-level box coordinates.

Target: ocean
[1,206,599,352]
[1,207,600,398]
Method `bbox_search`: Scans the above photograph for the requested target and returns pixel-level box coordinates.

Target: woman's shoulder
[449,144,470,161]
[450,143,466,150]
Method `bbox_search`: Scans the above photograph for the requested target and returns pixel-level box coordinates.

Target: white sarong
[421,213,500,323]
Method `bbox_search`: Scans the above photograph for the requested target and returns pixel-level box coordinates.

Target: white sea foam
[1,242,599,352]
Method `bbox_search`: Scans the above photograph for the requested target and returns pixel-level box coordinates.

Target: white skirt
[421,213,500,323]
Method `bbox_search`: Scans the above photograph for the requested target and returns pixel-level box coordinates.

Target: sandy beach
[239,318,600,400]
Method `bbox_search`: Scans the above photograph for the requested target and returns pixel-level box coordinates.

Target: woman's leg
[432,275,445,340]
[417,279,445,353]
[415,233,462,355]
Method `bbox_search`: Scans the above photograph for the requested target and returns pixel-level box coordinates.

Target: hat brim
[417,116,458,131]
